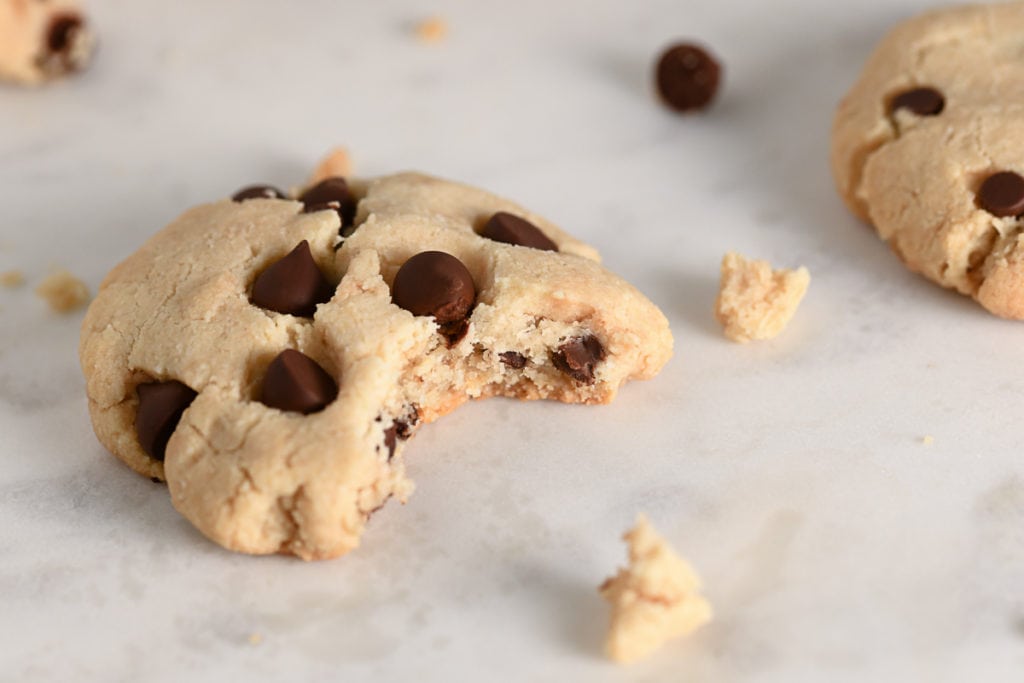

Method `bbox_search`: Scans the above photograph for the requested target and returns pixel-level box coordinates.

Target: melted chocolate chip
[232,185,288,202]
[481,212,558,251]
[260,350,338,414]
[135,380,198,461]
[655,43,721,112]
[250,241,333,317]
[299,177,357,231]
[889,87,945,116]
[500,351,527,369]
[977,171,1024,217]
[552,335,606,384]
[392,251,476,329]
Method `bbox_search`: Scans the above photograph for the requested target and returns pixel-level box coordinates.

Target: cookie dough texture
[0,0,94,85]
[714,252,809,343]
[600,515,711,664]
[80,172,673,560]
[831,2,1024,318]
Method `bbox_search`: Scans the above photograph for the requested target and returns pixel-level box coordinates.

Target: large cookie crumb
[600,515,711,664]
[714,252,809,343]
[36,270,90,312]
[0,270,25,288]
[414,17,448,43]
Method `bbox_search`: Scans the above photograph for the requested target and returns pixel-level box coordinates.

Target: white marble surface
[2,0,1023,680]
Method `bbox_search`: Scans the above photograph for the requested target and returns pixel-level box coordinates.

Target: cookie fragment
[135,381,198,461]
[0,270,25,288]
[600,515,712,664]
[36,269,90,312]
[260,349,338,415]
[0,1,96,85]
[414,16,448,43]
[250,241,334,317]
[714,252,809,343]
[654,43,721,112]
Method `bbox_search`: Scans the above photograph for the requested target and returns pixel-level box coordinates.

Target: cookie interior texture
[830,1,1024,319]
[79,172,673,560]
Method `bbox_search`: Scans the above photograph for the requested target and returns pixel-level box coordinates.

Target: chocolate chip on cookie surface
[0,0,95,85]
[831,2,1024,319]
[79,171,673,560]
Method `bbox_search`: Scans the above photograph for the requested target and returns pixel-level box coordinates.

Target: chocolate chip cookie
[0,0,94,85]
[831,2,1024,318]
[79,172,673,560]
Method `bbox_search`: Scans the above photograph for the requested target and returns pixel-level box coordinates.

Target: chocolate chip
[260,350,338,414]
[250,240,333,317]
[135,380,198,461]
[552,335,606,384]
[889,87,944,116]
[150,477,164,484]
[393,251,475,328]
[299,177,357,231]
[232,185,287,202]
[500,351,527,369]
[481,212,558,251]
[47,15,82,53]
[383,425,398,459]
[654,43,721,112]
[977,171,1024,217]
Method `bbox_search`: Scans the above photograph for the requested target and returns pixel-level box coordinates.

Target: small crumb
[714,251,810,343]
[415,17,448,43]
[0,270,25,288]
[922,435,935,446]
[600,515,711,664]
[308,147,353,186]
[35,270,90,312]
[247,632,263,646]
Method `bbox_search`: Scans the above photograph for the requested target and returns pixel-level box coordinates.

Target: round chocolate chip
[47,15,82,53]
[232,185,287,202]
[654,43,721,113]
[392,251,476,326]
[481,212,558,251]
[299,177,357,230]
[552,335,606,384]
[890,87,945,116]
[260,350,338,414]
[135,380,198,461]
[977,171,1024,217]
[250,240,333,317]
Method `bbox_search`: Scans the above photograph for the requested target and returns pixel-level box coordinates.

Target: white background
[2,0,1022,681]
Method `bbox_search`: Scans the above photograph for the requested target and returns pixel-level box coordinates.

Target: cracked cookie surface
[79,172,673,560]
[831,2,1024,318]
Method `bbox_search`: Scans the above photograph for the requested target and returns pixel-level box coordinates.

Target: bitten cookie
[600,515,711,663]
[831,2,1024,319]
[0,0,94,85]
[80,172,673,560]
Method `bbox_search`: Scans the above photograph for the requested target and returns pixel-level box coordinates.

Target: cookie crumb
[247,632,263,646]
[600,515,711,664]
[0,270,25,288]
[414,17,448,43]
[308,147,353,186]
[714,252,810,343]
[35,270,90,312]
[921,435,935,446]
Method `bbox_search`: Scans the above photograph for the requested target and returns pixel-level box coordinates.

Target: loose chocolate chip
[889,87,945,117]
[250,240,334,317]
[135,380,198,461]
[47,15,82,53]
[481,212,558,251]
[655,43,721,113]
[500,351,527,369]
[232,185,287,202]
[552,335,606,384]
[977,171,1024,217]
[299,177,357,231]
[392,251,476,326]
[260,349,338,414]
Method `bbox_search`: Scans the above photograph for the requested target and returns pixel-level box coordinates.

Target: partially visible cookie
[831,2,1024,318]
[0,0,95,85]
[80,171,673,560]
[714,252,809,343]
[600,515,711,664]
